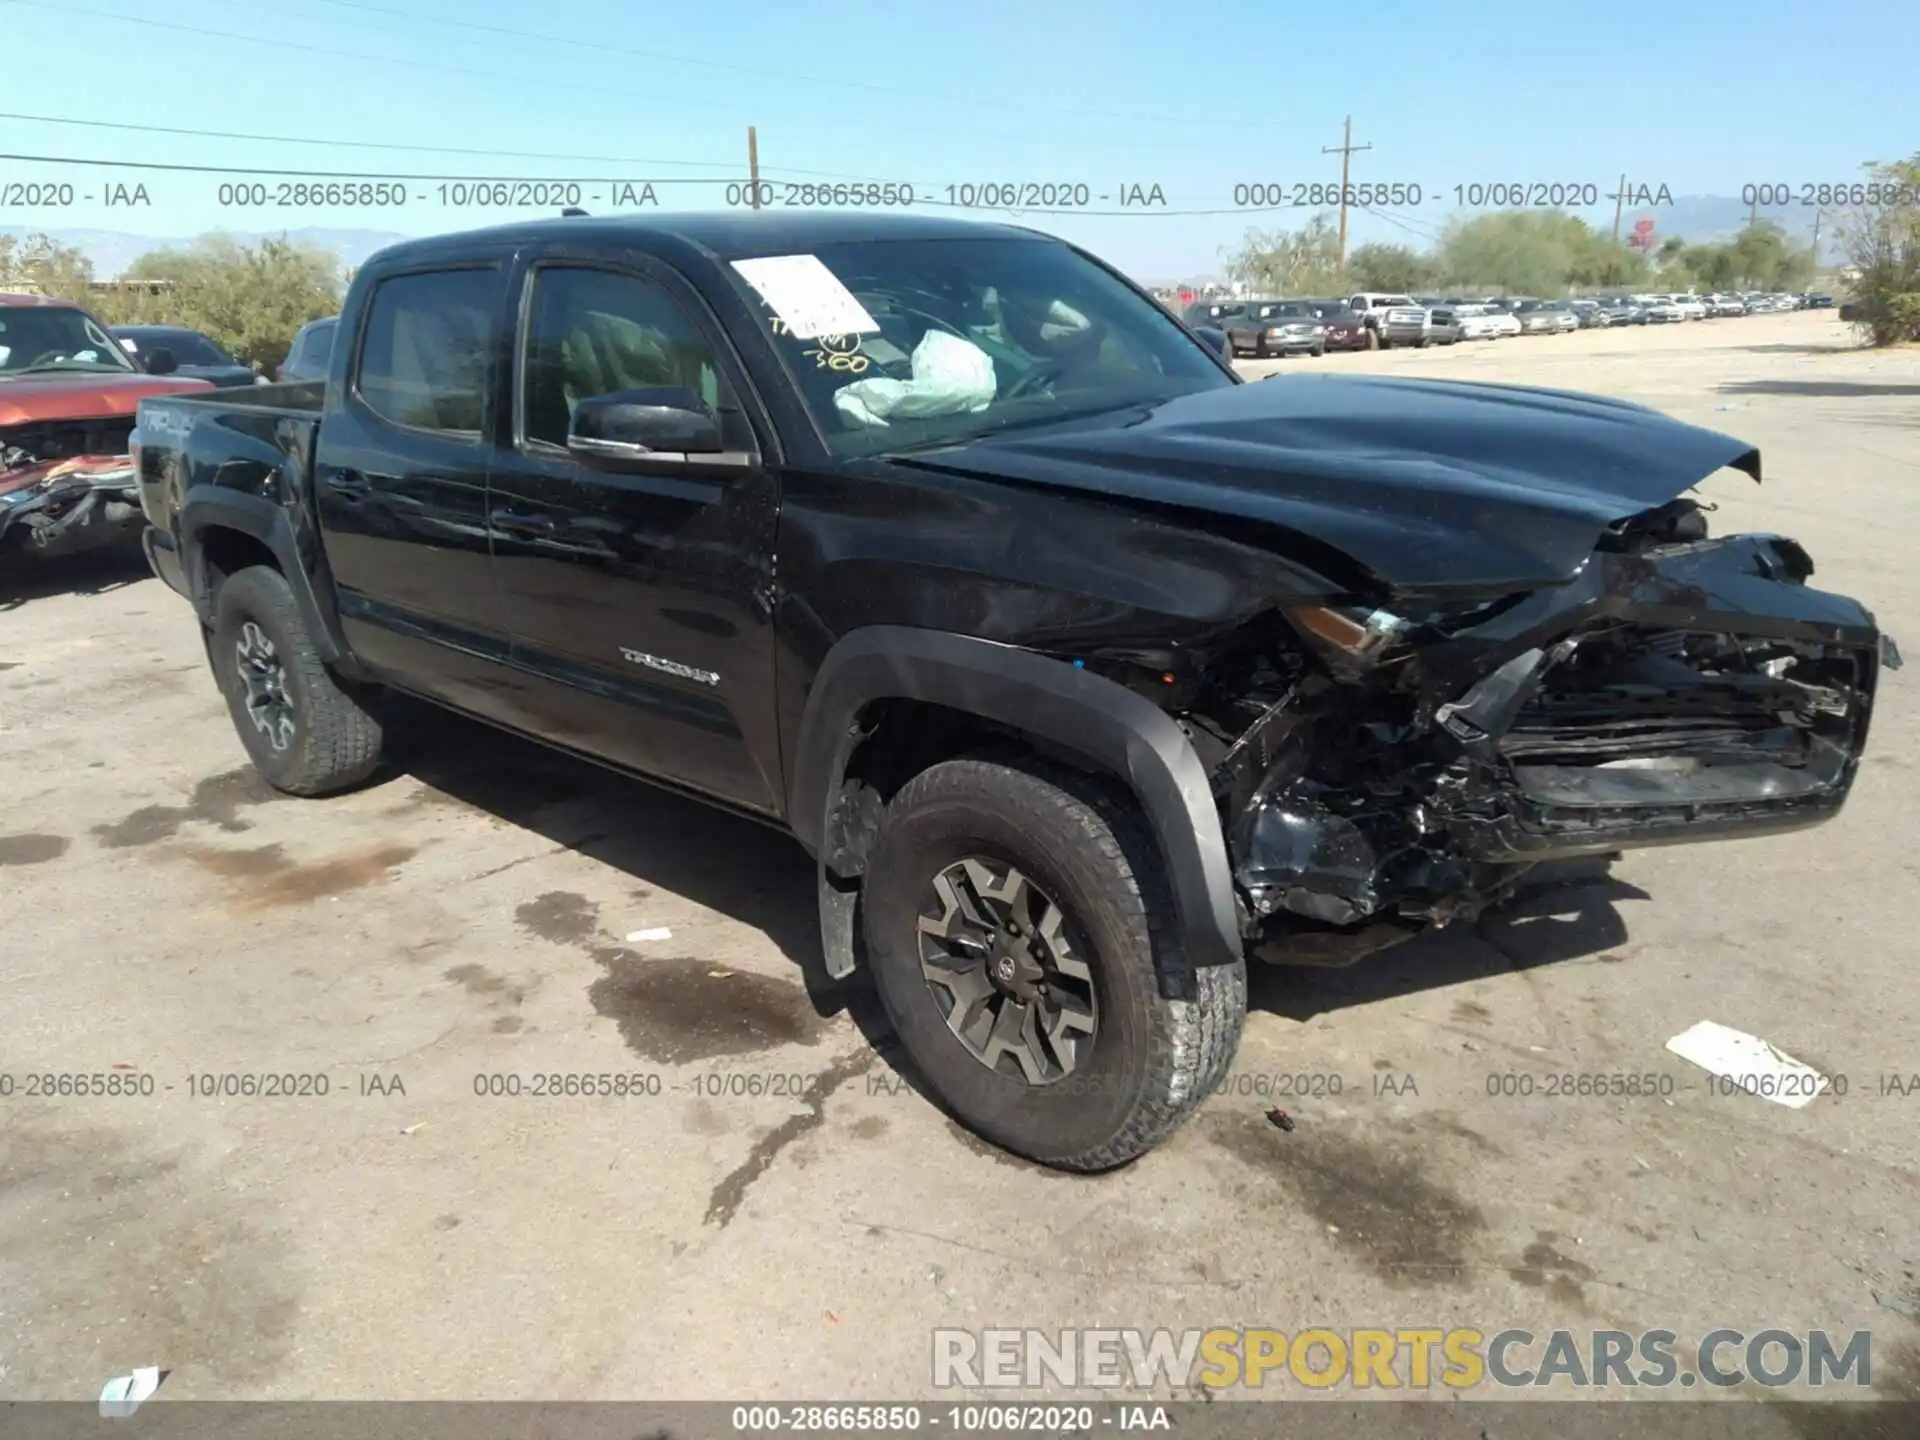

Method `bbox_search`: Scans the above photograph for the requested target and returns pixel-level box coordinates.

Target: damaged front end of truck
[1179,494,1895,961]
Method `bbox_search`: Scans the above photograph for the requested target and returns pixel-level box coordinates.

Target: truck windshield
[0,306,139,376]
[728,237,1235,458]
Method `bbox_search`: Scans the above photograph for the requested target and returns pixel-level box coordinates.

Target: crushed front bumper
[0,455,145,561]
[1232,532,1887,929]
[1428,534,1883,861]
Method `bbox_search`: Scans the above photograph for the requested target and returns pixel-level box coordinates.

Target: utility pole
[1810,208,1824,270]
[747,125,761,209]
[1609,174,1627,285]
[1322,116,1372,265]
[1749,190,1758,229]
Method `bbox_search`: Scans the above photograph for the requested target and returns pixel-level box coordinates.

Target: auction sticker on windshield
[731,254,879,339]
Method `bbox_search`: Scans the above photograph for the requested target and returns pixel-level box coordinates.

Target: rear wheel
[209,566,383,795]
[862,759,1245,1171]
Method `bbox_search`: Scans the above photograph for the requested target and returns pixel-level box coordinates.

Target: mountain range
[4,196,1835,283]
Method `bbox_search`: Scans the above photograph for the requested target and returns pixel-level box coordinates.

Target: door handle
[491,506,555,536]
[324,470,373,497]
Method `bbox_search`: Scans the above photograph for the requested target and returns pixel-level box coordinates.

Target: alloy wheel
[917,856,1098,1086]
[235,620,296,753]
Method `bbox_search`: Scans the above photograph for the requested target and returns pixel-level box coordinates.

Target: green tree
[1346,242,1436,292]
[0,233,96,300]
[99,234,344,372]
[1434,210,1612,295]
[1839,152,1920,345]
[1221,212,1346,296]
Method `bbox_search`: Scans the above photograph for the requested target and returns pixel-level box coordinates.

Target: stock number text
[217,181,408,208]
[473,1072,663,1097]
[1235,181,1424,208]
[727,181,914,208]
[0,1072,154,1098]
[1743,182,1920,208]
[1486,1071,1677,1099]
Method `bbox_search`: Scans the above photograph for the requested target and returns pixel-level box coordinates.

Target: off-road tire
[210,565,382,795]
[862,759,1246,1171]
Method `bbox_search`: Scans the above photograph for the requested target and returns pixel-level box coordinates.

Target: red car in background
[1303,300,1372,352]
[0,292,210,563]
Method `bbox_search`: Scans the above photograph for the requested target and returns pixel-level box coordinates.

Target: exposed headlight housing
[1285,603,1411,670]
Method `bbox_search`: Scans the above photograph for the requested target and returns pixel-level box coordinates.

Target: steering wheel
[1000,358,1064,402]
[887,305,970,346]
[24,350,73,368]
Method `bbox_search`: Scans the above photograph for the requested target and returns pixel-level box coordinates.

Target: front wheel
[210,565,383,795]
[862,759,1246,1171]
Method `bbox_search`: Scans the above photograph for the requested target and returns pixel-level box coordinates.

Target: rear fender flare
[178,490,350,668]
[789,627,1244,972]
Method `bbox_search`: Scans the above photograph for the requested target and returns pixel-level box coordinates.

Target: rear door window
[354,270,497,436]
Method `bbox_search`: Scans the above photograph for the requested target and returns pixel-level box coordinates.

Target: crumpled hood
[902,374,1761,593]
[0,373,212,427]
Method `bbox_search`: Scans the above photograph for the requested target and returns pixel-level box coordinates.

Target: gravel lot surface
[2,312,1914,1424]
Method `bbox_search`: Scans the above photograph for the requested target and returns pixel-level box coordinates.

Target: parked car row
[1187,288,1839,355]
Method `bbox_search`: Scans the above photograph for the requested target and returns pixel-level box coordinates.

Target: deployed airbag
[833,331,997,429]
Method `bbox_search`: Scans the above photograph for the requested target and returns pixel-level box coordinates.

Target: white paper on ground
[99,1366,163,1417]
[833,330,997,429]
[1664,1019,1830,1109]
[730,255,879,339]
[626,927,674,943]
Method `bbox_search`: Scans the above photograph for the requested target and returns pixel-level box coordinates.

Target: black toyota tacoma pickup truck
[134,212,1893,1170]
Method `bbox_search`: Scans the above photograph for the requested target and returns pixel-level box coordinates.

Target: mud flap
[819,864,861,981]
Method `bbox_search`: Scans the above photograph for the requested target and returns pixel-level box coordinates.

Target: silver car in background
[1513,299,1579,334]
[1416,299,1465,346]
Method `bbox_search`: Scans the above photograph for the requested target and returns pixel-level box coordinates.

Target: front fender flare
[789,627,1244,971]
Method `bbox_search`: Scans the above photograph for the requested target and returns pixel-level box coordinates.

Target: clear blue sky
[3,0,1915,278]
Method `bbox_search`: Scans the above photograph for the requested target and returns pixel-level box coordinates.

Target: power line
[0,1,769,131]
[0,151,1315,217]
[2,0,1292,156]
[225,0,1299,133]
[0,152,739,183]
[1355,204,1441,243]
[0,110,857,179]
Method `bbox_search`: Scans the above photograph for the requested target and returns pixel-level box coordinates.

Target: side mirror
[1193,325,1232,361]
[567,387,752,474]
[144,346,178,376]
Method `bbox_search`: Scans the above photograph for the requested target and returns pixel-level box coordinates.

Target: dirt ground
[2,311,1916,1418]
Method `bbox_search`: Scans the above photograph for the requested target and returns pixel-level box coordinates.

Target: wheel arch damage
[788,626,1244,981]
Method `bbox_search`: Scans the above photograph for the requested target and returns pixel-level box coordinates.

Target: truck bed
[156,379,326,415]
[133,383,327,578]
